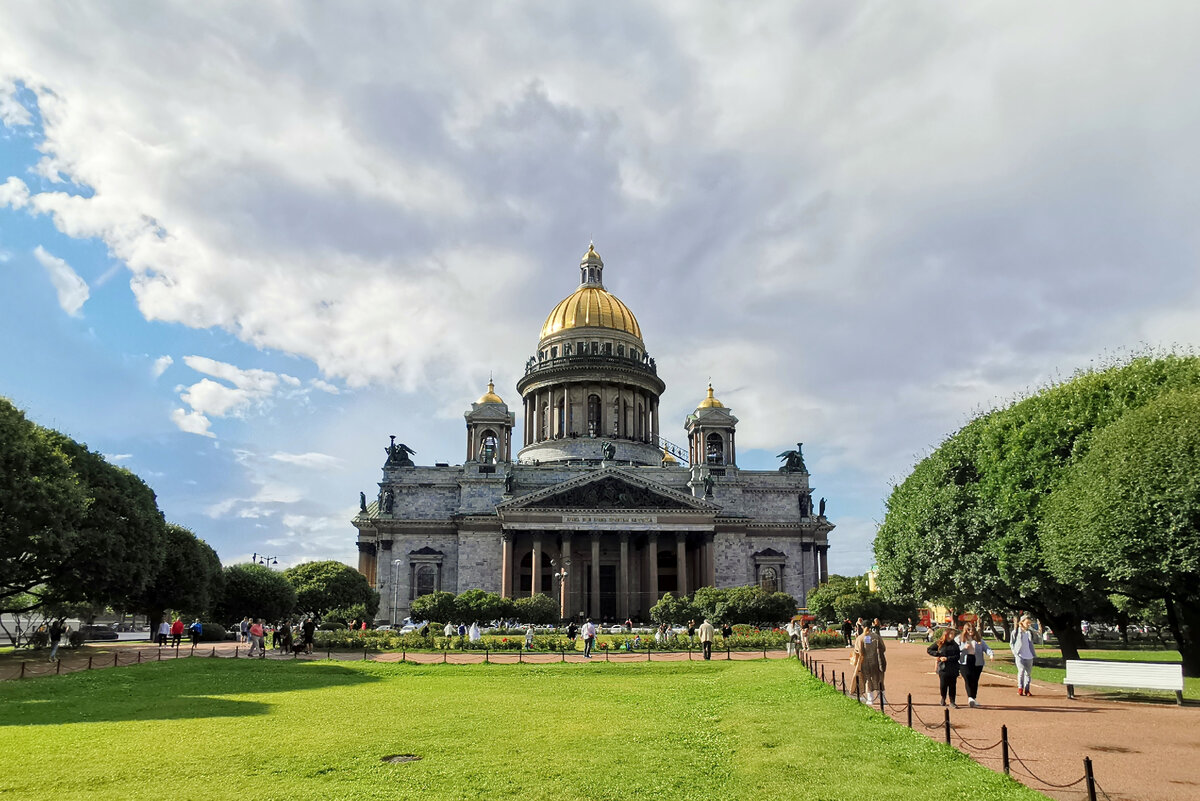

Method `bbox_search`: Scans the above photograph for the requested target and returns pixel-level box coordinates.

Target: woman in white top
[955,621,993,707]
[1010,615,1037,696]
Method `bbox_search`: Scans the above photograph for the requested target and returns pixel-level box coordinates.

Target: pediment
[500,468,717,512]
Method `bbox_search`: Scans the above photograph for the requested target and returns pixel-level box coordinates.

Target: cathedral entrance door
[599,564,617,620]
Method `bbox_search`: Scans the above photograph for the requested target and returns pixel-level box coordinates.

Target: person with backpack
[48,618,64,662]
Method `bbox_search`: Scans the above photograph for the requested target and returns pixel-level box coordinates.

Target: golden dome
[539,286,643,342]
[661,448,679,465]
[477,380,504,405]
[698,384,725,409]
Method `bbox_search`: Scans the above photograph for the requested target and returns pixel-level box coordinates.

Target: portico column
[676,532,688,597]
[647,534,659,612]
[501,532,513,599]
[531,535,543,598]
[590,532,601,619]
[560,533,573,620]
[618,533,630,620]
[819,544,828,584]
[704,534,715,587]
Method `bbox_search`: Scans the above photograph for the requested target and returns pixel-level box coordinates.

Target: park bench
[1063,659,1184,705]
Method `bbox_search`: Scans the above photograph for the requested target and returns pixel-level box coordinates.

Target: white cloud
[104,453,133,462]
[310,379,340,395]
[151,355,173,378]
[170,407,215,438]
[0,176,29,209]
[0,79,31,127]
[269,451,344,470]
[32,245,89,316]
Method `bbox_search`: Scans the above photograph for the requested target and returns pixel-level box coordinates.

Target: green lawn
[984,644,1197,703]
[0,659,1046,801]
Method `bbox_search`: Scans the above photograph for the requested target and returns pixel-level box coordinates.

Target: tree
[453,589,511,624]
[214,564,296,622]
[0,398,88,611]
[807,575,919,626]
[513,593,558,624]
[130,524,224,634]
[875,354,1200,661]
[411,591,458,624]
[283,560,379,619]
[1043,389,1200,675]
[45,433,168,610]
[649,592,698,625]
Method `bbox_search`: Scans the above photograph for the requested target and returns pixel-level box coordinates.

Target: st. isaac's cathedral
[353,245,834,623]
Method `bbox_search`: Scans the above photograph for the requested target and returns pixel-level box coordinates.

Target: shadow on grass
[0,658,382,727]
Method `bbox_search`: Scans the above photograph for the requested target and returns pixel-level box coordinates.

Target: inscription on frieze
[563,514,658,525]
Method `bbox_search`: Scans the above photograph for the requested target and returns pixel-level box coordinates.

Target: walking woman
[1010,615,1036,696]
[927,627,961,708]
[956,622,992,707]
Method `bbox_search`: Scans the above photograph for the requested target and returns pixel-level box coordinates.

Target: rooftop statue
[359,491,367,512]
[777,442,807,473]
[385,435,416,467]
[601,440,616,461]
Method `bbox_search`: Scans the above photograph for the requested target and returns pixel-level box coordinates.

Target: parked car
[80,624,119,641]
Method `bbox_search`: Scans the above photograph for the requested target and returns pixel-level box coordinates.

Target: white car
[399,620,427,634]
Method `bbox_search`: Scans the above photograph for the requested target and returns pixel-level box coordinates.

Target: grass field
[983,644,1197,703]
[0,658,1047,801]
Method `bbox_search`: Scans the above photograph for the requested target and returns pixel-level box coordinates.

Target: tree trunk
[1041,609,1085,661]
[1170,597,1200,678]
[147,607,165,642]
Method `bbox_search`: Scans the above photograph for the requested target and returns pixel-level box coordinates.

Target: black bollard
[821,664,825,682]
[944,708,951,745]
[138,651,142,664]
[841,673,846,695]
[907,694,913,728]
[1084,757,1096,801]
[87,655,93,670]
[855,675,861,702]
[878,690,885,713]
[56,659,62,675]
[1001,726,1010,774]
[485,649,489,664]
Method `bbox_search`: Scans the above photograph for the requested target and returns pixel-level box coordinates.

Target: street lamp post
[391,559,404,626]
[551,558,571,622]
[252,553,279,567]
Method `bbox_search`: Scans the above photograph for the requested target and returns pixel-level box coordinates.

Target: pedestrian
[720,621,732,640]
[170,617,184,647]
[698,618,715,660]
[1010,615,1036,696]
[624,617,633,632]
[157,620,170,647]
[686,619,696,643]
[444,621,455,637]
[927,627,961,708]
[841,618,853,648]
[582,618,597,658]
[469,622,481,643]
[567,621,578,645]
[457,623,466,640]
[240,617,250,643]
[189,619,202,647]
[525,625,535,650]
[957,621,992,707]
[852,622,887,705]
[48,618,63,662]
[248,619,265,657]
[800,620,811,652]
[301,616,316,655]
[784,619,797,657]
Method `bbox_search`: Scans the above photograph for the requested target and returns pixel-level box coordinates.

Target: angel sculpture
[777,442,807,473]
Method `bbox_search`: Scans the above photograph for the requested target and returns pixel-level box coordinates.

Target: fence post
[907,694,913,728]
[87,655,93,670]
[518,649,522,664]
[211,647,216,657]
[854,675,860,702]
[363,650,368,661]
[1084,757,1096,801]
[327,649,331,660]
[878,690,885,713]
[402,647,406,663]
[1001,726,1010,775]
[605,647,610,662]
[821,664,825,682]
[235,646,239,658]
[726,646,730,661]
[19,662,25,679]
[485,649,489,664]
[443,650,447,664]
[647,646,651,662]
[841,673,846,695]
[561,648,565,662]
[113,652,119,668]
[943,709,951,746]
[138,651,142,664]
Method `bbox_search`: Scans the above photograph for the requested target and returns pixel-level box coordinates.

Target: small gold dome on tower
[698,384,725,409]
[477,380,504,405]
[661,448,679,465]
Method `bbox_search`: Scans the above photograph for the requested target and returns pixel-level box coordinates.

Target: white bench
[1063,659,1184,705]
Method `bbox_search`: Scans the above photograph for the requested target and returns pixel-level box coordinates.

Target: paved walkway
[807,641,1199,801]
[5,640,1197,800]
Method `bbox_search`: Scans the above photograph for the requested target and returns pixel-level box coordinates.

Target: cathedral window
[706,433,725,465]
[759,567,778,593]
[617,345,624,357]
[587,394,601,437]
[551,346,558,359]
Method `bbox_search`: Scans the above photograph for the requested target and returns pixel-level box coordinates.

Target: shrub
[66,630,86,648]
[198,623,226,643]
[319,621,346,631]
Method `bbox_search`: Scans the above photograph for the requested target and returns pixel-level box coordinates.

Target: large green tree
[283,560,379,618]
[453,589,512,624]
[410,591,457,624]
[875,355,1200,661]
[130,524,224,634]
[1043,389,1200,675]
[513,593,559,625]
[0,399,87,611]
[215,563,296,622]
[806,575,918,626]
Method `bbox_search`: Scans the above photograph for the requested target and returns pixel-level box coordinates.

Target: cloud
[104,453,133,462]
[171,407,215,438]
[151,355,173,378]
[170,355,300,437]
[310,379,340,395]
[32,245,89,316]
[0,177,29,209]
[0,79,31,127]
[269,451,344,470]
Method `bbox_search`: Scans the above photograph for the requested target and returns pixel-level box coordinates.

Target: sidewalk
[807,641,1200,801]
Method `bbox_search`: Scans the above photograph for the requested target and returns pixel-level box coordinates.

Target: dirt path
[807,642,1199,801]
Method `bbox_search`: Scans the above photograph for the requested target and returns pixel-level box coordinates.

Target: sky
[2,3,1199,577]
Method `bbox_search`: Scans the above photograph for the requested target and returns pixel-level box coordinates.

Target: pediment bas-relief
[524,476,695,511]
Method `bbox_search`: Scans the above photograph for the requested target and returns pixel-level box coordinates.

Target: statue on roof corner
[777,442,807,473]
[385,435,416,467]
[601,440,616,461]
[359,491,367,512]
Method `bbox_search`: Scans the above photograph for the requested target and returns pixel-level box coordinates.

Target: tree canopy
[410,591,457,624]
[874,354,1200,662]
[283,560,379,618]
[130,524,224,631]
[806,574,917,626]
[214,564,297,622]
[1042,388,1200,674]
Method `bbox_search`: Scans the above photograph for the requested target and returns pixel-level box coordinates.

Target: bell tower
[465,380,515,464]
[685,384,738,468]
